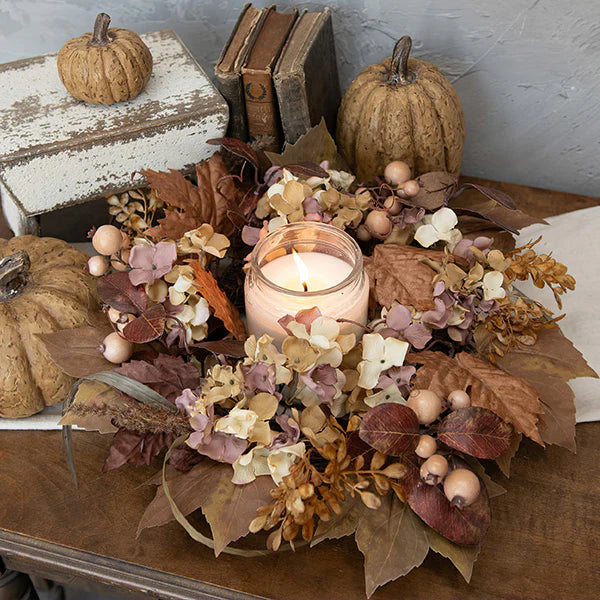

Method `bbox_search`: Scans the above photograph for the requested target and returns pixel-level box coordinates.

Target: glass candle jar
[245,222,369,345]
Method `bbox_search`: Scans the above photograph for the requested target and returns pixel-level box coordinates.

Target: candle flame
[292,249,309,292]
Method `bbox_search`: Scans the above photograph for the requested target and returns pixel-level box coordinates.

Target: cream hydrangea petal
[365,384,405,407]
[414,223,440,248]
[249,421,273,445]
[310,316,340,342]
[317,346,343,368]
[214,407,258,439]
[190,298,210,326]
[288,321,310,340]
[248,392,279,420]
[432,207,458,233]
[361,333,385,362]
[231,455,256,485]
[357,359,383,390]
[266,183,285,199]
[383,337,410,367]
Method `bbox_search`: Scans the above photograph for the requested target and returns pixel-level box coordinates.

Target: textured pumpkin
[57,12,153,105]
[337,36,465,184]
[0,236,96,418]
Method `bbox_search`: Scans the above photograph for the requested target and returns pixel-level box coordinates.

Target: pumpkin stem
[0,250,30,302]
[389,36,415,85]
[91,12,112,46]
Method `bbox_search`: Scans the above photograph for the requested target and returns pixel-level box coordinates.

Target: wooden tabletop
[0,178,599,600]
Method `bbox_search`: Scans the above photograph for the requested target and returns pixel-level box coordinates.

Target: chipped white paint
[0,29,228,235]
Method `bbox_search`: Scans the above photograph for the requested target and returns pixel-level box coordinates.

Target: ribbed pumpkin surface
[57,14,152,105]
[0,236,95,418]
[337,38,465,185]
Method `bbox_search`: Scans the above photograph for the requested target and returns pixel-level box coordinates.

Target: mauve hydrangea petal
[175,388,199,415]
[128,267,154,286]
[270,414,301,449]
[129,244,154,271]
[386,304,412,331]
[302,197,321,214]
[448,327,470,344]
[242,362,277,395]
[403,322,432,350]
[378,327,400,339]
[197,433,247,464]
[422,298,452,328]
[433,280,446,296]
[242,225,261,246]
[376,365,416,397]
[264,166,283,187]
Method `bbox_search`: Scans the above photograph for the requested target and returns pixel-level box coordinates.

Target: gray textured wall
[0,0,598,196]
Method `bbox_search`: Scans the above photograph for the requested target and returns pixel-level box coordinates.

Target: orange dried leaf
[190,261,246,340]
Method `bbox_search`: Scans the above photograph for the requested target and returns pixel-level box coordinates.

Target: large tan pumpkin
[0,236,96,418]
[337,36,465,184]
[57,12,153,105]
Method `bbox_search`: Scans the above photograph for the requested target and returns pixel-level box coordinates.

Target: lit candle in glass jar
[245,222,369,345]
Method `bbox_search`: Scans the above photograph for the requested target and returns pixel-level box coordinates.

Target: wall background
[0,0,598,196]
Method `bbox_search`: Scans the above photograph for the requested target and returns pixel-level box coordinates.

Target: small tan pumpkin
[0,236,96,418]
[337,36,465,184]
[57,12,153,105]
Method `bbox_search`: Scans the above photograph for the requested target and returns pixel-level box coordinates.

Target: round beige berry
[92,225,123,256]
[448,389,471,410]
[356,224,372,242]
[384,161,411,186]
[443,468,481,507]
[420,454,448,485]
[101,332,133,364]
[364,210,392,239]
[407,389,443,425]
[402,179,420,198]
[415,434,437,459]
[383,196,402,216]
[111,248,131,272]
[87,255,109,277]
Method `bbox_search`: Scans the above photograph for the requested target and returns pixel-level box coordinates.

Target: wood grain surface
[0,178,599,600]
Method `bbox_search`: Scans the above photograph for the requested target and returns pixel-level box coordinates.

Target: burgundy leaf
[122,304,166,343]
[402,464,491,546]
[207,137,260,169]
[115,354,201,402]
[457,183,517,210]
[437,407,512,459]
[97,272,148,314]
[346,430,376,467]
[359,404,420,456]
[103,428,176,472]
[192,339,247,357]
[284,162,329,179]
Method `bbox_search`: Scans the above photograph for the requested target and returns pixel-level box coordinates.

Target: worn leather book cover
[214,4,266,140]
[241,8,297,150]
[273,8,341,145]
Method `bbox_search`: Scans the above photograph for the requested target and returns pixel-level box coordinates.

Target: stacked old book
[215,4,340,150]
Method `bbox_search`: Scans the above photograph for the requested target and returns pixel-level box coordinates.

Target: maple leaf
[409,350,543,444]
[190,261,246,340]
[355,493,429,598]
[138,460,274,555]
[103,428,177,472]
[426,527,480,583]
[143,152,234,240]
[371,244,446,310]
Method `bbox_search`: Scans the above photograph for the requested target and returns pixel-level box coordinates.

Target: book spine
[273,70,310,145]
[214,71,248,141]
[242,68,282,150]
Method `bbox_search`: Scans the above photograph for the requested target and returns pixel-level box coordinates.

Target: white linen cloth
[1,214,598,429]
[514,205,600,423]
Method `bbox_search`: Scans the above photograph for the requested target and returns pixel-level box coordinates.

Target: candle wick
[302,281,308,292]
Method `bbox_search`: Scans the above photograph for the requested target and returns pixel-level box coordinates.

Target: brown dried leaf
[311,496,365,546]
[200,470,275,556]
[449,194,546,234]
[190,261,246,340]
[265,117,349,171]
[359,403,420,456]
[437,406,512,459]
[457,182,517,210]
[372,244,445,310]
[410,351,543,444]
[355,493,429,598]
[402,463,491,546]
[456,216,516,253]
[425,527,481,583]
[122,304,166,343]
[38,325,113,378]
[144,153,232,239]
[406,171,458,210]
[495,430,522,476]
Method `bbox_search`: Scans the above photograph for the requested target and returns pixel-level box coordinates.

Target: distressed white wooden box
[0,29,228,236]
